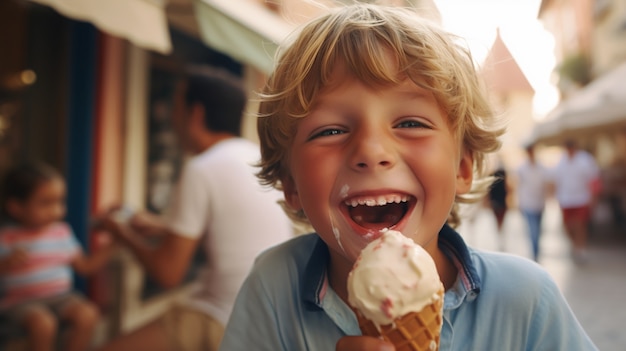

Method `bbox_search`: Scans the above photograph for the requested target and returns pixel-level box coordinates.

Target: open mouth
[342,194,414,231]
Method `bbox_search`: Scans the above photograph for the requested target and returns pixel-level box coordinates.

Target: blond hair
[257,4,504,227]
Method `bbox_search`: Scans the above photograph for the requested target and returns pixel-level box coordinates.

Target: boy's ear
[281,176,303,211]
[455,150,473,195]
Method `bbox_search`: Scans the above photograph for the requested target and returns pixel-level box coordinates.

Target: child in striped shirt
[0,162,117,351]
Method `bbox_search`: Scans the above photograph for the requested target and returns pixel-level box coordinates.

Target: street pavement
[457,199,626,351]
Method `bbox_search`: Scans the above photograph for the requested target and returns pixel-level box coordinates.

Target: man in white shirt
[98,67,294,351]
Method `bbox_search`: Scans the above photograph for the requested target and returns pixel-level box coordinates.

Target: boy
[220,4,596,351]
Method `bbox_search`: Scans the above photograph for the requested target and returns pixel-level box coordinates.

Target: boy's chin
[323,220,385,258]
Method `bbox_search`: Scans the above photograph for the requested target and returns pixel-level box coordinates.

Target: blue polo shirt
[219,225,597,350]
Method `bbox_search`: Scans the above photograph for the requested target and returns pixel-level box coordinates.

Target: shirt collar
[439,224,481,305]
[302,237,331,309]
[302,224,482,309]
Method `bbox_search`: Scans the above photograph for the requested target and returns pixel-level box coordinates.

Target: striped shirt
[0,222,82,308]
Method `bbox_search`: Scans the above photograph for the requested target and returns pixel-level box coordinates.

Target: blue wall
[65,21,98,292]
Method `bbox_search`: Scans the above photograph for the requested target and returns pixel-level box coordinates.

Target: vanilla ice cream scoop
[347,230,443,328]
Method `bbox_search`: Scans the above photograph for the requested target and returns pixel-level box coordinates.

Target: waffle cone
[356,287,444,351]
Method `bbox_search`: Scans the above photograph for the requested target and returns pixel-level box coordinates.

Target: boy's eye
[396,119,428,129]
[309,128,345,140]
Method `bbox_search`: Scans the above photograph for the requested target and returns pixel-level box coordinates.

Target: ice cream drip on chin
[347,229,443,328]
[331,224,346,254]
[329,184,351,254]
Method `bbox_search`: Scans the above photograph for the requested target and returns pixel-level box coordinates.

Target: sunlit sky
[434,0,559,119]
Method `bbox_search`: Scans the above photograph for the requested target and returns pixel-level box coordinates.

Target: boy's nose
[349,129,396,171]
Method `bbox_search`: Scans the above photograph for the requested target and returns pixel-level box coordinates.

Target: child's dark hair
[1,162,62,203]
[184,65,247,136]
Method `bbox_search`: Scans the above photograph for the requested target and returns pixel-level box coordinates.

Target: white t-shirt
[516,160,550,212]
[165,138,293,325]
[551,150,600,208]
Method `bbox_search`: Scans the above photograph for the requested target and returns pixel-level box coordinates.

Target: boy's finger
[336,336,395,351]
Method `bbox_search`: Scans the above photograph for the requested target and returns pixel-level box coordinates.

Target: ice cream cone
[356,287,444,351]
[348,230,445,350]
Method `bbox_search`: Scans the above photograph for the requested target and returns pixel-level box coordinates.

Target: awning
[27,0,172,54]
[193,0,296,74]
[532,62,626,144]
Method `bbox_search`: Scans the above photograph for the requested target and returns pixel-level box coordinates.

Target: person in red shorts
[551,140,600,264]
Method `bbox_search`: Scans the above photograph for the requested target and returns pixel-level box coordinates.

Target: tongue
[349,203,404,230]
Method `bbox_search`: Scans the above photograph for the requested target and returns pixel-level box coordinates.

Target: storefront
[532,62,626,149]
[1,0,297,337]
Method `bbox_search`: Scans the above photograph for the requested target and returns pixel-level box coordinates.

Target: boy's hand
[336,336,395,351]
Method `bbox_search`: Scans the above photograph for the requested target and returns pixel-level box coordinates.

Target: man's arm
[129,211,171,237]
[98,217,199,288]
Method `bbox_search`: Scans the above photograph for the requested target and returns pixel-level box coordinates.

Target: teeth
[345,195,410,207]
[376,196,387,206]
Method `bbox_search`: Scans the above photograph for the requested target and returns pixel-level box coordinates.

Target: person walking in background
[488,162,508,250]
[516,144,550,261]
[96,66,293,351]
[0,162,118,351]
[552,140,600,264]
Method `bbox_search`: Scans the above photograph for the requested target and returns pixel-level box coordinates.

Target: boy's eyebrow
[310,82,435,112]
[396,86,434,100]
[400,92,432,103]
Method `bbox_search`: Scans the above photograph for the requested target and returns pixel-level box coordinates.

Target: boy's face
[282,75,473,269]
[8,178,67,229]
